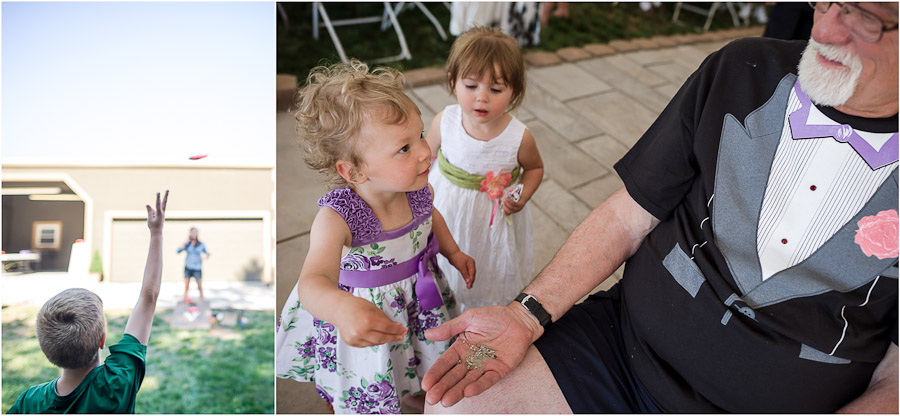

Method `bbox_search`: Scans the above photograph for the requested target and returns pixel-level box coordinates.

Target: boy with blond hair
[8,191,168,414]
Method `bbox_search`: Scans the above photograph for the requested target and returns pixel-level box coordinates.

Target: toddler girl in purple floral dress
[275,60,476,414]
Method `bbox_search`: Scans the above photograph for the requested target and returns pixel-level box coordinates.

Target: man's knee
[424,346,570,413]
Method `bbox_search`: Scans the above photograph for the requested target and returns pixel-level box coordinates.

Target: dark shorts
[184,268,202,280]
[534,284,661,413]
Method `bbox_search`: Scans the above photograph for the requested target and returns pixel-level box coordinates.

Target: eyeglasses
[809,2,899,42]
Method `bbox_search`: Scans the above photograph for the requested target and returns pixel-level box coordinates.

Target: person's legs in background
[183,277,191,303]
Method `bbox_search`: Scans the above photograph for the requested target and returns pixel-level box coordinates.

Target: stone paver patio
[275,29,762,414]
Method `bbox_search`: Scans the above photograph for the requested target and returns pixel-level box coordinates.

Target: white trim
[2,173,94,263]
[102,210,273,285]
[2,159,273,170]
[28,194,84,201]
[270,167,277,285]
[830,276,880,356]
[106,210,272,219]
[2,187,62,195]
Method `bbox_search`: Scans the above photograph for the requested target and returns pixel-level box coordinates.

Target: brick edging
[404,26,765,88]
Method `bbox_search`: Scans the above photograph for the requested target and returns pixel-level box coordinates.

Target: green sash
[437,148,520,190]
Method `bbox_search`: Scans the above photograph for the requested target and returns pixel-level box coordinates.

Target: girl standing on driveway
[177,227,208,303]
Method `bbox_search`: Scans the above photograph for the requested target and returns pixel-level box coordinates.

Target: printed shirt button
[781,238,788,244]
[810,185,817,191]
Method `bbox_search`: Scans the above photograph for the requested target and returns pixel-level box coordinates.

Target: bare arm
[297,207,355,321]
[431,197,476,288]
[298,207,407,347]
[424,186,659,405]
[838,343,898,413]
[425,110,443,158]
[503,129,543,215]
[524,186,659,320]
[124,190,168,345]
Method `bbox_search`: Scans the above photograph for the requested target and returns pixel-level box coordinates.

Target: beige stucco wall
[110,218,266,283]
[3,164,275,283]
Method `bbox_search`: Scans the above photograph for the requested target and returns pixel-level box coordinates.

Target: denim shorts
[184,268,202,280]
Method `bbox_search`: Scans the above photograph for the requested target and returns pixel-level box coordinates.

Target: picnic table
[1,251,41,273]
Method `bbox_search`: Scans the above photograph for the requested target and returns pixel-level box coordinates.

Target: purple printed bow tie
[789,82,898,170]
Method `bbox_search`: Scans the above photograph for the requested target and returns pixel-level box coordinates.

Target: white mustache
[809,39,861,70]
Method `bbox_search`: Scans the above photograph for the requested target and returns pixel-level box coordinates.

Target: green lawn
[2,306,275,414]
[277,2,761,83]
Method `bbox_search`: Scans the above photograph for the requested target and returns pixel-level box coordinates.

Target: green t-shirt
[8,334,146,414]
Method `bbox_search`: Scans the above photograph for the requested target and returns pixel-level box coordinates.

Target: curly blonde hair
[446,26,526,111]
[36,288,106,369]
[295,59,419,188]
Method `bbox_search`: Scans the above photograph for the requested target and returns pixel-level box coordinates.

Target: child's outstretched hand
[502,196,527,216]
[146,190,168,232]
[333,296,407,348]
[447,251,476,289]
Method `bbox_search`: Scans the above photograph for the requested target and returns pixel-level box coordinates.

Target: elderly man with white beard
[421,2,899,413]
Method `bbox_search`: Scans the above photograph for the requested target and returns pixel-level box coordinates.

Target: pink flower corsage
[480,170,512,226]
[854,209,899,260]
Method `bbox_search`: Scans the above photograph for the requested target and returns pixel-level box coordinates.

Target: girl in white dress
[427,26,544,311]
[276,60,475,414]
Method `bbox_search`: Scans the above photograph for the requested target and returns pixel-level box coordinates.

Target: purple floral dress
[275,186,459,414]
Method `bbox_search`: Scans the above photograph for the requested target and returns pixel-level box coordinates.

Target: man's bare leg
[425,345,571,414]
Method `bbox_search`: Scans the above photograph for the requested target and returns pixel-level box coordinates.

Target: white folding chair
[672,2,743,32]
[312,2,447,64]
[313,2,411,64]
[381,2,448,41]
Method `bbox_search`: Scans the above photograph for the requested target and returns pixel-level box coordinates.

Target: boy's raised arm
[124,190,167,345]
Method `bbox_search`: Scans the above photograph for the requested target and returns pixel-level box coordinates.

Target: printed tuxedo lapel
[711,73,899,308]
[712,74,795,296]
[743,169,898,308]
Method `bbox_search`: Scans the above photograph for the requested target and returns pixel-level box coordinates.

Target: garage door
[109,218,265,283]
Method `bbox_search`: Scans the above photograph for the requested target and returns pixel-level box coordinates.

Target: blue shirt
[177,242,207,271]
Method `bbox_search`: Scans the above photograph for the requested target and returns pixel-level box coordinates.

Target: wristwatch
[514,293,551,327]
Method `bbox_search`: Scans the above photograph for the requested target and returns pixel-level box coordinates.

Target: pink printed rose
[854,209,899,260]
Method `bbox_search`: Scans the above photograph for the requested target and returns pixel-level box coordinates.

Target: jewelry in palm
[459,338,497,372]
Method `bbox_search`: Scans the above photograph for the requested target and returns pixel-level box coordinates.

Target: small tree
[89,250,103,281]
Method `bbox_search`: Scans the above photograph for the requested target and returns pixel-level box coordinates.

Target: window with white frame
[32,221,62,250]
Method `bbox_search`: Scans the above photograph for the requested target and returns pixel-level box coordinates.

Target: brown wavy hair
[446,26,526,111]
[295,59,419,188]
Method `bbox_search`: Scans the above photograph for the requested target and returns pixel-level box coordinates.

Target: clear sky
[2,2,274,166]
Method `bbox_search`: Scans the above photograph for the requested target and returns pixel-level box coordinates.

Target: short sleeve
[90,334,146,413]
[7,394,24,413]
[613,38,807,221]
[102,334,146,390]
[106,334,146,364]
[613,50,720,221]
[408,186,433,220]
[318,187,380,244]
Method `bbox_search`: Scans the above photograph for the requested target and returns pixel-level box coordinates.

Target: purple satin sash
[338,234,444,310]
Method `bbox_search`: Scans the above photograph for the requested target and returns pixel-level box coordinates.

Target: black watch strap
[514,293,551,327]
